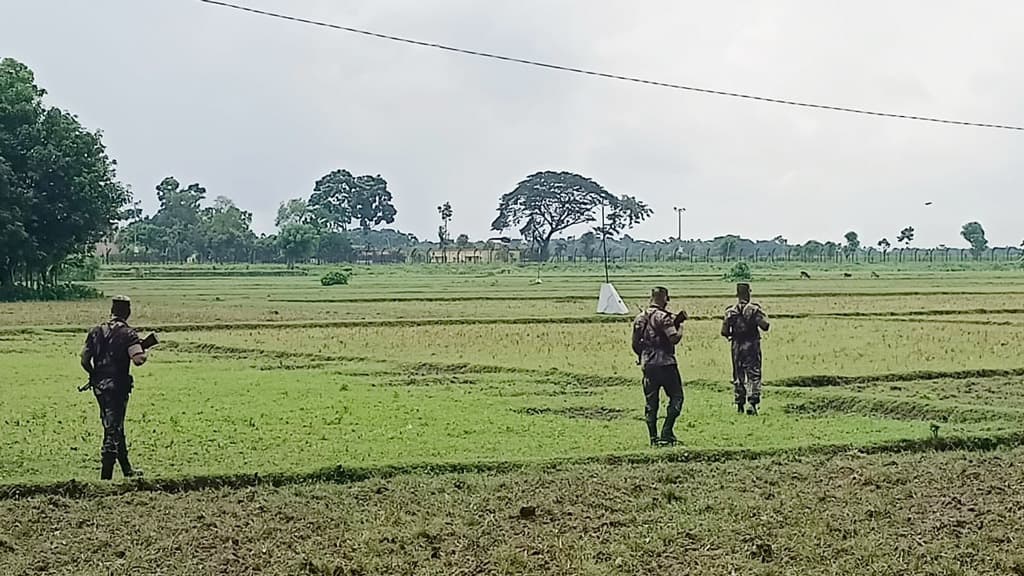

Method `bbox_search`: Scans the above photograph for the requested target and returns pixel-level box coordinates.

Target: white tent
[597,283,630,315]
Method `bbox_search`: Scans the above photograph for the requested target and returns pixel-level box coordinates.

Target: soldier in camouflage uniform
[721,283,770,415]
[632,287,687,446]
[80,296,150,480]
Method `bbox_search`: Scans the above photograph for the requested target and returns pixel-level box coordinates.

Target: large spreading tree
[490,171,651,260]
[0,58,129,287]
[307,169,397,239]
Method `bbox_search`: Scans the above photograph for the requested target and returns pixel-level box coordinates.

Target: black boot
[659,415,678,446]
[646,419,659,446]
[746,404,759,416]
[100,453,116,481]
[117,448,142,478]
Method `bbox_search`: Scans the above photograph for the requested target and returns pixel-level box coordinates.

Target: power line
[198,0,1023,132]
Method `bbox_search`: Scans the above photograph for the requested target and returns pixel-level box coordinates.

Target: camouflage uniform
[81,297,145,480]
[632,297,685,445]
[722,284,770,414]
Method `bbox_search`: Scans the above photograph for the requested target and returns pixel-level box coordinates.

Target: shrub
[320,270,351,286]
[59,254,102,282]
[0,283,104,302]
[723,261,753,282]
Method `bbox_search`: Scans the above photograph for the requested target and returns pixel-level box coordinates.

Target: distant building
[429,247,520,264]
[94,241,120,258]
[354,249,406,264]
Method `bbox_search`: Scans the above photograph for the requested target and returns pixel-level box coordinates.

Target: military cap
[112,295,131,303]
[651,286,671,301]
[736,283,751,295]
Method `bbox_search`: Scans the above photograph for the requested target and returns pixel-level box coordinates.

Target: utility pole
[601,203,609,283]
[132,200,142,261]
[673,206,686,241]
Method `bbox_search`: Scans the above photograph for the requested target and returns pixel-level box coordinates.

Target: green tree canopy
[0,58,129,287]
[490,171,651,260]
[802,240,824,259]
[276,223,318,268]
[308,169,397,235]
[146,177,208,260]
[579,232,598,259]
[960,221,988,259]
[843,231,860,257]
[254,233,279,263]
[199,196,255,263]
[823,241,839,259]
[276,198,312,228]
[719,235,740,259]
[316,231,355,263]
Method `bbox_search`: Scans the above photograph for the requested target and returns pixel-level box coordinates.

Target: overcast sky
[3,0,1022,246]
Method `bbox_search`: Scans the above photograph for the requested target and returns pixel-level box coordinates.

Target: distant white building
[94,241,120,258]
[429,247,521,264]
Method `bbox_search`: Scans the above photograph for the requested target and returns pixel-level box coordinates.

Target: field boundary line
[771,367,1024,388]
[783,394,1024,423]
[124,342,1024,392]
[6,307,1024,334]
[3,431,1021,500]
[858,317,1022,327]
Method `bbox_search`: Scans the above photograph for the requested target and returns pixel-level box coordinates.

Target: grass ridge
[3,431,1021,501]
[771,367,1024,388]
[783,394,1024,423]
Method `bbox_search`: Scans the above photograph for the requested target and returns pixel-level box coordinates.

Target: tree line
[109,183,1021,266]
[111,169,654,266]
[539,223,1019,264]
[117,169,402,267]
[3,56,1021,297]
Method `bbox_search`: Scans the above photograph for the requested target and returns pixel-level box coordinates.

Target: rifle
[78,332,159,392]
[140,332,159,350]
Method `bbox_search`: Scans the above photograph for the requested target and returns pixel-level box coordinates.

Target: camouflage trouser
[732,340,762,406]
[93,378,131,459]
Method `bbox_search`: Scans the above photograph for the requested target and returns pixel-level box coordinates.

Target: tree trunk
[538,234,554,262]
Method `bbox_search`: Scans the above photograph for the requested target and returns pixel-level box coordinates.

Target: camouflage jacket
[83,319,141,383]
[632,306,680,367]
[722,301,768,342]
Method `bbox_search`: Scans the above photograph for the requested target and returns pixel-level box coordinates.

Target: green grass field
[3,263,1024,575]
